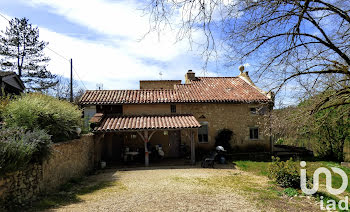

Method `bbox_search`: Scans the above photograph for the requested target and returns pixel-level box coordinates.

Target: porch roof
[93,114,201,132]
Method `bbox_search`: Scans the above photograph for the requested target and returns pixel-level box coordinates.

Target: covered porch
[92,114,200,166]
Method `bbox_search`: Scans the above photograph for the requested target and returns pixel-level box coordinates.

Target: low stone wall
[41,134,95,191]
[0,134,95,205]
[0,164,42,205]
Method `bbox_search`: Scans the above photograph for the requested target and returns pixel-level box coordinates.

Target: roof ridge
[238,75,270,99]
[105,114,194,118]
[87,89,177,91]
[139,80,181,82]
[196,76,238,78]
[0,71,16,77]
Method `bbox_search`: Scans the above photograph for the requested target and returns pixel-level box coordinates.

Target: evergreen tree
[0,17,57,92]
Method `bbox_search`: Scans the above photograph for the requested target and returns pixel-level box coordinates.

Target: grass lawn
[234,160,350,211]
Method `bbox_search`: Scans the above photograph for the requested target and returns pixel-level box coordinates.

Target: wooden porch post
[190,129,196,165]
[137,130,156,167]
[144,130,149,167]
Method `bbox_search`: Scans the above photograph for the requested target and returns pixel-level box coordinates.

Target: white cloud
[1,1,226,90]
[24,0,147,39]
[22,0,197,62]
[40,28,182,89]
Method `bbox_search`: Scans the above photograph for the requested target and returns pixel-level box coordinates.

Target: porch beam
[136,131,145,141]
[148,131,156,141]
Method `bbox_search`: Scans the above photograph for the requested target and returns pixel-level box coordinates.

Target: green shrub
[283,187,299,197]
[268,157,300,188]
[0,94,11,122]
[22,129,52,163]
[0,131,35,175]
[3,93,82,142]
[275,138,285,145]
[0,127,52,175]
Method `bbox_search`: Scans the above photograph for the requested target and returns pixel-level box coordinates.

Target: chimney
[238,65,255,85]
[185,70,195,84]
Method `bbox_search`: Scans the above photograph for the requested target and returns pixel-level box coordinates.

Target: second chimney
[238,65,255,86]
[185,70,195,84]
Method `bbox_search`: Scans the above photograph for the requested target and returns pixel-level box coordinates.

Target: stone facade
[0,134,96,206]
[177,103,271,151]
[139,80,181,89]
[122,102,271,152]
[93,102,271,161]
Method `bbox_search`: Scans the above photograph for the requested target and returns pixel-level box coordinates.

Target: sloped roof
[93,114,201,132]
[0,71,25,91]
[80,89,181,105]
[79,77,271,105]
[174,77,269,103]
[89,113,104,123]
[0,71,16,77]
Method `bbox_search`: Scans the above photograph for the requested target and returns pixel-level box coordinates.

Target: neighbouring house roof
[93,114,201,132]
[79,77,271,105]
[0,71,16,77]
[0,71,25,94]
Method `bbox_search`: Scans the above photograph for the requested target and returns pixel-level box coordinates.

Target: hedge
[3,93,83,142]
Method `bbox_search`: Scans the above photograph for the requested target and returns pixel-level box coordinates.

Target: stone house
[79,66,274,166]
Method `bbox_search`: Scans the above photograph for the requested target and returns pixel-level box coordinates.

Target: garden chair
[201,151,218,168]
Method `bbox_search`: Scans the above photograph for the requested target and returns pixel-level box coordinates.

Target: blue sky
[0,0,301,107]
[0,0,237,90]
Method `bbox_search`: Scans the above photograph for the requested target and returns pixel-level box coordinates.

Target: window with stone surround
[249,127,259,140]
[198,122,209,143]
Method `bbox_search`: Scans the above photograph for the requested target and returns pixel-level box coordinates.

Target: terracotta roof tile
[175,77,270,103]
[79,77,270,105]
[89,113,104,123]
[94,114,201,132]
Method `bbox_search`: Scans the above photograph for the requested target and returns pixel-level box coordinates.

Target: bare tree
[145,0,350,111]
[49,76,85,104]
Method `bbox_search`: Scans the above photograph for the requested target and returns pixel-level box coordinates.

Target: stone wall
[0,164,41,205]
[41,134,95,191]
[0,134,95,206]
[177,103,272,152]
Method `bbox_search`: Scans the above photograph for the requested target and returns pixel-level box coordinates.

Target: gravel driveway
[50,165,259,212]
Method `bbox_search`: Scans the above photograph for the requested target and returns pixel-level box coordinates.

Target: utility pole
[70,58,73,102]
